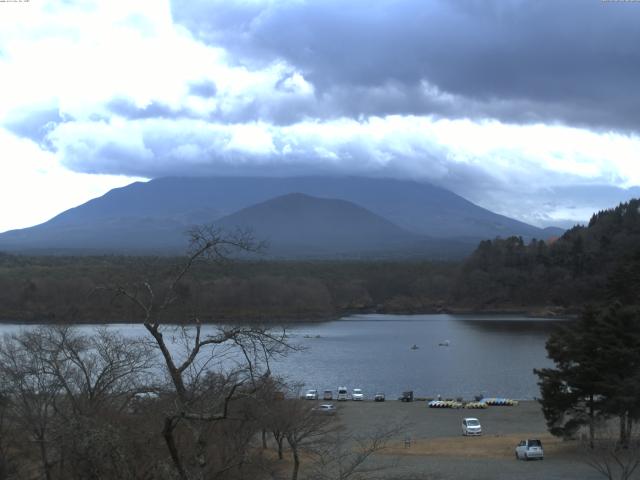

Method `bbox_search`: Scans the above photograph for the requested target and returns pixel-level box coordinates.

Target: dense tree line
[453,199,640,312]
[0,254,456,323]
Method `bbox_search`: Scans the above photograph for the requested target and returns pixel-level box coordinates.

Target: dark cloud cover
[172,0,640,131]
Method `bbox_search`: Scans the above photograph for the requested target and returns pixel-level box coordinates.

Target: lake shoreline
[0,304,578,325]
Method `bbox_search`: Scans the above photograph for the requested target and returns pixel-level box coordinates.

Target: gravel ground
[330,400,603,480]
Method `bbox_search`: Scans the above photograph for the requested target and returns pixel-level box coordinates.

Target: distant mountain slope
[215,193,419,256]
[0,176,562,256]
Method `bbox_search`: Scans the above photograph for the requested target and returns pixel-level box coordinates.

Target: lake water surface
[0,313,562,400]
[277,314,561,400]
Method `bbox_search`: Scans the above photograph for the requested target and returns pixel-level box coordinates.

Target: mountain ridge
[0,176,564,257]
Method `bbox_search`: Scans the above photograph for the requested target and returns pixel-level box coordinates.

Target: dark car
[374,392,386,402]
[400,391,414,402]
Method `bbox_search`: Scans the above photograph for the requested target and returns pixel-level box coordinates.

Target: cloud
[46,113,640,192]
[4,107,63,144]
[172,0,640,131]
[0,128,143,233]
[189,80,217,98]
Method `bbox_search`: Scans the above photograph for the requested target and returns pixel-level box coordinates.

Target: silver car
[515,439,544,460]
[313,403,336,415]
[462,417,482,436]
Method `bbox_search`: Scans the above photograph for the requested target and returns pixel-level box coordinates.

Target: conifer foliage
[535,303,640,447]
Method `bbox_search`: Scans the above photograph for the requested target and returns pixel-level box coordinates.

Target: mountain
[214,193,463,257]
[0,176,562,256]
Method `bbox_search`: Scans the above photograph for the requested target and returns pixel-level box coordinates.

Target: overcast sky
[1,0,640,233]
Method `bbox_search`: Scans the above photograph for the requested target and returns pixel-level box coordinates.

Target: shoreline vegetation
[0,306,577,325]
[0,253,581,324]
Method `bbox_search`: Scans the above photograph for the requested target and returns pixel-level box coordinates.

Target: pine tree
[536,304,640,447]
[535,307,605,447]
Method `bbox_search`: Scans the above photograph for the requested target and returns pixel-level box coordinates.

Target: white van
[337,386,349,401]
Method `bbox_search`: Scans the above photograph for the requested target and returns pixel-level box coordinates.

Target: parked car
[352,388,364,401]
[400,391,414,402]
[313,403,336,415]
[305,389,318,400]
[337,387,349,401]
[515,439,544,460]
[323,390,333,400]
[374,392,386,402]
[461,417,482,436]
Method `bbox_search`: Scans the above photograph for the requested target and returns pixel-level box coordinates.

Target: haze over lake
[0,314,560,400]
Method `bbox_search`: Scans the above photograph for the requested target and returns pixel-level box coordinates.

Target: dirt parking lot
[332,400,602,480]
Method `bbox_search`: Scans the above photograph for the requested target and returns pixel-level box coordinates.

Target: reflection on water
[0,314,564,399]
[457,316,565,334]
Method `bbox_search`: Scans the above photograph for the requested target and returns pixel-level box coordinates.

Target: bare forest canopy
[1,198,639,323]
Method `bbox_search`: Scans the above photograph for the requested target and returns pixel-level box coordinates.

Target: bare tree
[22,326,155,416]
[0,326,157,480]
[0,331,63,480]
[114,226,292,480]
[0,394,8,480]
[308,423,404,480]
[279,397,335,480]
[583,427,640,480]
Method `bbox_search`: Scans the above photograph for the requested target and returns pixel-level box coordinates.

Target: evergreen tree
[536,304,640,447]
[535,307,605,446]
[590,304,640,447]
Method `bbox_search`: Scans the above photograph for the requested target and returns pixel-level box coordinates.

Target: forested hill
[453,198,640,311]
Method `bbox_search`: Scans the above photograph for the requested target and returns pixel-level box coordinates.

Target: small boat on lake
[410,344,419,350]
[438,340,450,347]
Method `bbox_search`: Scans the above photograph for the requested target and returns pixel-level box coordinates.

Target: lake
[277,313,563,400]
[0,313,561,400]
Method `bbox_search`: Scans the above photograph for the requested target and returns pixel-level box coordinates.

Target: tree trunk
[163,416,189,480]
[38,436,52,480]
[291,445,300,480]
[620,412,629,448]
[588,394,595,449]
[274,432,284,460]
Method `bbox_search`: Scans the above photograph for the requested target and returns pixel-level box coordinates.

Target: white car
[337,387,349,401]
[515,439,544,460]
[313,403,336,415]
[305,389,318,400]
[352,388,364,401]
[462,417,482,436]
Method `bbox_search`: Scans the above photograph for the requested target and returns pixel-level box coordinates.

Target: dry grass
[384,433,580,459]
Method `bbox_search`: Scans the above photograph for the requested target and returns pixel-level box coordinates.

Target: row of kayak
[483,398,519,406]
[427,398,519,409]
